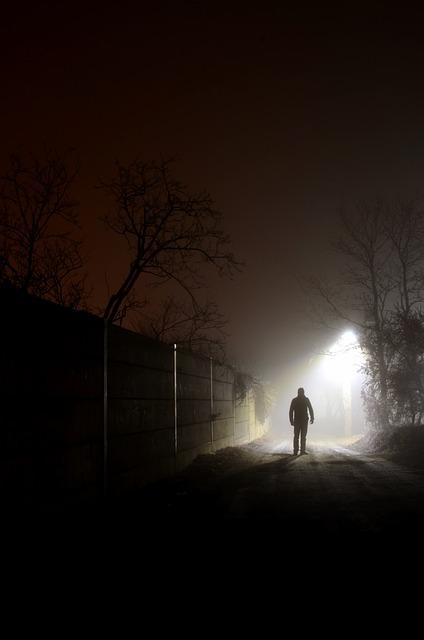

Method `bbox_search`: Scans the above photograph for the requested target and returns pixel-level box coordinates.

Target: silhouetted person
[289,387,314,455]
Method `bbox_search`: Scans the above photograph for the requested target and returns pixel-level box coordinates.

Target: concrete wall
[107,334,269,495]
[0,288,269,506]
[107,324,175,494]
[0,288,104,506]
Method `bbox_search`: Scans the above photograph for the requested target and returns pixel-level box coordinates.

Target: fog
[270,331,366,441]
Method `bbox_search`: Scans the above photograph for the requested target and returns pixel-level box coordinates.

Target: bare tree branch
[0,149,88,308]
[100,158,242,324]
[135,297,228,359]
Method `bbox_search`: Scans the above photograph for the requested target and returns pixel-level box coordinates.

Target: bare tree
[384,201,424,423]
[0,150,87,308]
[306,201,394,429]
[100,158,240,324]
[306,199,424,429]
[137,296,228,359]
[385,201,424,316]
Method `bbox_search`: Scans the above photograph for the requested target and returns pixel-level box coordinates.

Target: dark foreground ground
[105,435,424,541]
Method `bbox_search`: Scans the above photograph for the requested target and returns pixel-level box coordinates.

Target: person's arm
[307,398,314,423]
[289,400,294,426]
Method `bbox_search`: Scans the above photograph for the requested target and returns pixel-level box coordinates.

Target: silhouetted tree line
[0,150,241,361]
[0,150,274,414]
[0,151,87,308]
[307,200,424,430]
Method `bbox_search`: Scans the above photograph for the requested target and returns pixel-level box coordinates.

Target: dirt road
[129,437,424,536]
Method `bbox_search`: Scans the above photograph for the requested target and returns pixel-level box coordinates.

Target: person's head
[297,387,305,397]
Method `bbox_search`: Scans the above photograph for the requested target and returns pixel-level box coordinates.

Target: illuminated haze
[2,3,424,437]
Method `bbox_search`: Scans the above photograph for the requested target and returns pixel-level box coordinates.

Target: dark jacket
[289,396,314,425]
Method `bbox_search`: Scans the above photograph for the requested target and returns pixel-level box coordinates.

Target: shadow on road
[104,436,424,543]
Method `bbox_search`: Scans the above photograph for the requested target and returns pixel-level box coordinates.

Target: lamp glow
[324,330,362,379]
[323,330,364,436]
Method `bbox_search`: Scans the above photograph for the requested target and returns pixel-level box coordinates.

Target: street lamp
[323,330,363,437]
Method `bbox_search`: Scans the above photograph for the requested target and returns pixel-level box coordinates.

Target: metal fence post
[173,343,178,458]
[233,375,236,445]
[103,319,108,498]
[210,356,214,450]
[248,390,252,442]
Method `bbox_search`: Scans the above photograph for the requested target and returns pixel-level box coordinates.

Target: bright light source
[321,329,365,436]
[339,330,357,346]
[324,330,363,380]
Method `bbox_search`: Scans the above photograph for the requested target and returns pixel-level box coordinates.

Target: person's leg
[300,422,308,453]
[293,424,300,454]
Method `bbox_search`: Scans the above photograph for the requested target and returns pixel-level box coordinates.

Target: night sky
[3,2,424,379]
